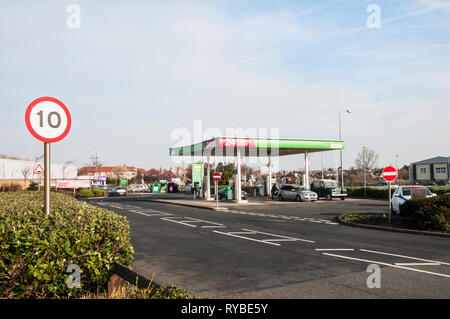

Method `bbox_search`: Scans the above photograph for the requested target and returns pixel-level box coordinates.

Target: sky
[1,0,449,172]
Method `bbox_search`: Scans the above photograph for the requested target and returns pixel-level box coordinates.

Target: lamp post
[395,154,399,173]
[339,109,351,192]
[362,146,367,197]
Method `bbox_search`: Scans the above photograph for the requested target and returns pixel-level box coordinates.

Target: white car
[390,186,436,214]
[278,184,318,202]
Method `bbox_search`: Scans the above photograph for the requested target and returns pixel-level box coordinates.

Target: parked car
[108,187,127,197]
[311,179,347,200]
[277,184,318,202]
[93,184,108,191]
[167,182,179,193]
[374,181,398,188]
[218,188,248,200]
[185,184,193,194]
[390,185,436,214]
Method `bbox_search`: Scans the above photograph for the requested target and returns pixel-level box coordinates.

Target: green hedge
[346,186,450,199]
[0,191,134,298]
[75,188,107,198]
[400,194,450,231]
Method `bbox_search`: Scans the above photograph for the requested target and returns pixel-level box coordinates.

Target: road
[88,194,450,298]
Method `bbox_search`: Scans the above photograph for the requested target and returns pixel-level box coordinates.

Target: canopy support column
[206,156,211,200]
[236,148,242,201]
[305,152,310,190]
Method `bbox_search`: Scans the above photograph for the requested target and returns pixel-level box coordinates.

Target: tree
[215,162,236,185]
[21,166,32,187]
[355,148,379,171]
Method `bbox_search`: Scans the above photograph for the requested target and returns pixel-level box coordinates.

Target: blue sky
[0,0,449,171]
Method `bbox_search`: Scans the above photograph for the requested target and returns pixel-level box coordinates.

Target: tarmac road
[88,195,450,298]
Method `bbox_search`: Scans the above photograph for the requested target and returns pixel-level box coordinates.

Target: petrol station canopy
[169,137,345,157]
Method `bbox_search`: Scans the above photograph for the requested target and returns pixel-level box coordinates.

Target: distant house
[409,156,450,185]
[77,166,137,180]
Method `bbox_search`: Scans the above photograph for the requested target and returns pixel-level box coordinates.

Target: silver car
[278,184,318,202]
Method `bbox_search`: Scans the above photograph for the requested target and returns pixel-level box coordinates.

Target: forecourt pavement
[88,195,450,298]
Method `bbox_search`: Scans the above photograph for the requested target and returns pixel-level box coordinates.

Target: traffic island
[338,213,450,238]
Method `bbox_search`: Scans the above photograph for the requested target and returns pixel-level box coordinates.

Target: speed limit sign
[25,97,71,215]
[25,97,71,143]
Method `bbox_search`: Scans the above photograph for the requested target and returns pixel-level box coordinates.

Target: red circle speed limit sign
[25,97,71,143]
[381,165,398,182]
[213,172,222,182]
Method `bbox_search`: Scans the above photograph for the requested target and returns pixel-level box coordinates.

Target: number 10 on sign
[26,97,71,215]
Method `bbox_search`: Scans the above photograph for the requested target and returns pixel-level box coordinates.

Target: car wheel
[278,194,284,201]
[326,194,332,201]
[340,197,345,200]
[296,195,302,202]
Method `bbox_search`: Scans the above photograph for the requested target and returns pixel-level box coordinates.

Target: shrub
[92,189,107,197]
[27,182,39,191]
[0,191,134,298]
[400,194,450,231]
[346,186,395,199]
[76,188,94,198]
[0,182,23,192]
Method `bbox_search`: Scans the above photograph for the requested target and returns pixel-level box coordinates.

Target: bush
[346,186,394,199]
[76,188,94,198]
[400,194,450,231]
[0,182,23,192]
[27,182,38,191]
[0,191,134,298]
[92,189,107,197]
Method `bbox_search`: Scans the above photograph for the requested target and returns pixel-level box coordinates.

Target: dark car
[311,179,346,200]
[167,182,179,193]
[218,188,248,200]
[108,187,127,196]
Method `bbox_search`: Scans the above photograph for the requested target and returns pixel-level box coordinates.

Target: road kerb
[338,213,450,238]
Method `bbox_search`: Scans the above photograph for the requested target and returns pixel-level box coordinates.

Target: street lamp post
[339,109,351,192]
[362,146,367,197]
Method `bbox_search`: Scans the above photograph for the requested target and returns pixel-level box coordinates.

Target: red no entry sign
[381,166,397,182]
[213,172,222,182]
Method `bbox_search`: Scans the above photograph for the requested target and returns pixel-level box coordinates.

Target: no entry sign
[381,166,398,182]
[25,97,71,143]
[213,172,222,182]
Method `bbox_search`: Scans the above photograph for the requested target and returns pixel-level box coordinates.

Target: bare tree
[21,166,32,187]
[355,148,379,171]
[63,160,76,179]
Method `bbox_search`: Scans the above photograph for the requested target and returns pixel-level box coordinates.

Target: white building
[0,158,77,180]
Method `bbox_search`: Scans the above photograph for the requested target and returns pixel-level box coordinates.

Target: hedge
[0,191,134,298]
[75,188,107,198]
[400,194,450,231]
[346,186,450,199]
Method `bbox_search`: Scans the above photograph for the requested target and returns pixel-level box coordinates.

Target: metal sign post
[44,143,50,215]
[388,181,391,223]
[215,181,219,209]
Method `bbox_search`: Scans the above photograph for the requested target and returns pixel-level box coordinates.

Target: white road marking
[322,253,450,278]
[213,230,281,246]
[360,249,450,266]
[241,228,315,243]
[160,216,225,228]
[201,225,227,228]
[315,248,355,251]
[225,210,338,226]
[394,262,442,266]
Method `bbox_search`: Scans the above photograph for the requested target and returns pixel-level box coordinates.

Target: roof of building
[412,156,449,165]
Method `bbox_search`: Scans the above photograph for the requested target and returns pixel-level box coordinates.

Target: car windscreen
[324,182,338,188]
[402,187,431,196]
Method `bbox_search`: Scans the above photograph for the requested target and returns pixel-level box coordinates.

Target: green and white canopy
[169,137,344,157]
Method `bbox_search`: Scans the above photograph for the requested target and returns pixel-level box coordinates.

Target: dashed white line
[213,230,281,246]
[241,228,315,243]
[394,262,441,266]
[315,248,355,251]
[360,249,450,266]
[322,252,450,278]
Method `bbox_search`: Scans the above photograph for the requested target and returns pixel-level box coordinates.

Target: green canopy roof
[169,137,344,157]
